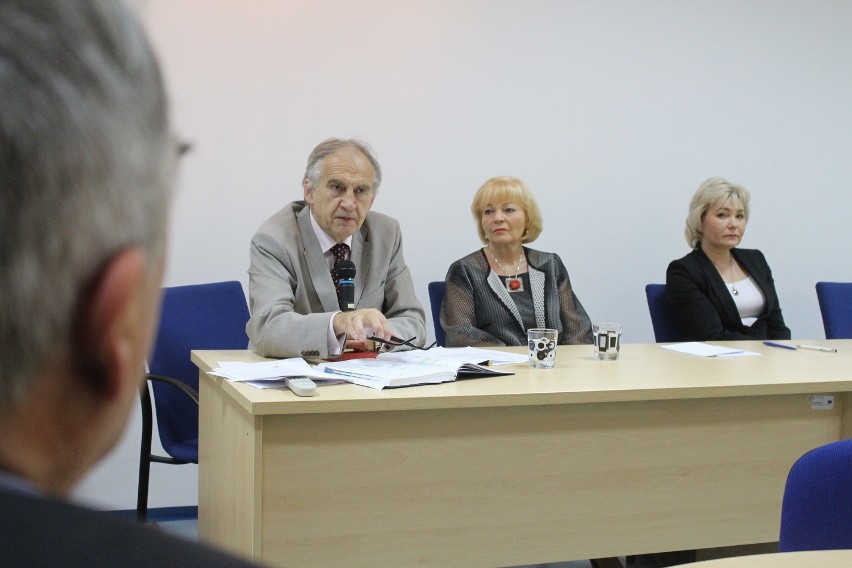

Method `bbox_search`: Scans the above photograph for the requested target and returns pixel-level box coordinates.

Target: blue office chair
[815,282,852,339]
[644,284,681,343]
[779,439,852,551]
[428,281,447,347]
[137,281,250,522]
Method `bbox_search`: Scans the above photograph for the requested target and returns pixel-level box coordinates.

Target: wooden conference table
[192,340,852,567]
[684,549,852,567]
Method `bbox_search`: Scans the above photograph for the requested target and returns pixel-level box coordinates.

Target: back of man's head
[0,0,176,415]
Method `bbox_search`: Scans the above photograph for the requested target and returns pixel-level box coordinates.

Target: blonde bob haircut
[471,176,543,245]
[684,177,751,249]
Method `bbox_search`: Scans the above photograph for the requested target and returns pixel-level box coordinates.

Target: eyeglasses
[367,336,436,351]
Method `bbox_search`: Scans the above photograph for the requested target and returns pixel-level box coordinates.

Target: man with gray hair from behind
[0,1,258,565]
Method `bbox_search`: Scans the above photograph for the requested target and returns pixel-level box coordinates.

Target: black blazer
[0,488,258,567]
[666,248,791,341]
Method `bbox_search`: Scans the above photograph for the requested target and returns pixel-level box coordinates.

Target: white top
[729,276,765,326]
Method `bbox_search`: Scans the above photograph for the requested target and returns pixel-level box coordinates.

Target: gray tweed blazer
[441,248,592,347]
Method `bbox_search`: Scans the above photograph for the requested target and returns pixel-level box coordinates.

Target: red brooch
[506,277,524,292]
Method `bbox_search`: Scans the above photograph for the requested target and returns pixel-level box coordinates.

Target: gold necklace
[489,247,524,292]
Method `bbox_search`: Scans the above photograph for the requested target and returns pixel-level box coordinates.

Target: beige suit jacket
[247,201,426,358]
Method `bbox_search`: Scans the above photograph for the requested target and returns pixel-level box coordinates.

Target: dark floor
[144,508,628,567]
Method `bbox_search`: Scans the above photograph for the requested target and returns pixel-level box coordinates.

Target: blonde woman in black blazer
[666,177,791,341]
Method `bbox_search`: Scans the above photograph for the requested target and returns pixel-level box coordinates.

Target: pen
[796,344,838,353]
[763,341,797,350]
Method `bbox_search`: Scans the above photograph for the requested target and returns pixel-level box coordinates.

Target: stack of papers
[208,358,336,389]
[661,342,760,357]
[209,346,523,390]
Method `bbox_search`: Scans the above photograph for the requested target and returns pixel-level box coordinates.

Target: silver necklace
[727,256,739,296]
[490,248,524,292]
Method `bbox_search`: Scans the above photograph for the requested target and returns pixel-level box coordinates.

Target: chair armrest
[145,373,199,405]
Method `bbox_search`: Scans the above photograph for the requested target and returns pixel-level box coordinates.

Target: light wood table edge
[680,549,852,567]
[192,349,852,416]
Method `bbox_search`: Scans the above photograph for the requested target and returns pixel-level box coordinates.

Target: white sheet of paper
[715,349,761,357]
[209,358,328,382]
[661,342,760,357]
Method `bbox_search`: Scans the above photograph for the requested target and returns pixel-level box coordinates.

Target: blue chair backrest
[645,284,681,343]
[428,281,447,347]
[148,281,249,456]
[815,282,852,339]
[779,439,852,552]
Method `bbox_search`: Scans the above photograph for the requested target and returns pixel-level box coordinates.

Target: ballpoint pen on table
[796,344,838,353]
[763,341,797,350]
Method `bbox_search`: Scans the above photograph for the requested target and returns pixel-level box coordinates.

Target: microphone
[336,260,356,311]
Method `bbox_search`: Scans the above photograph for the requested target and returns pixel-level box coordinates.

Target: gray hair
[684,177,751,248]
[0,0,176,411]
[303,138,382,193]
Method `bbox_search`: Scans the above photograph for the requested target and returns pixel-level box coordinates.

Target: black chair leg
[137,383,154,523]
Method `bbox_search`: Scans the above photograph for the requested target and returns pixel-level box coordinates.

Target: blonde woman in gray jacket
[441,177,592,347]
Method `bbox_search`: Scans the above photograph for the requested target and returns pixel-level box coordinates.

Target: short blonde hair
[684,177,751,248]
[471,176,543,245]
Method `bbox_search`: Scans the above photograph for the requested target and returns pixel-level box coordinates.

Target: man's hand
[333,308,396,343]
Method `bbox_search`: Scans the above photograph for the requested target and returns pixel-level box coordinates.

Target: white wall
[75,0,852,510]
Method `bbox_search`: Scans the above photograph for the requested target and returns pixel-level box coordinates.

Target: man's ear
[303,179,313,204]
[74,248,146,400]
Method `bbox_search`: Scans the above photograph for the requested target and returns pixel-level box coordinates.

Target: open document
[416,346,528,366]
[319,347,520,389]
[209,347,522,390]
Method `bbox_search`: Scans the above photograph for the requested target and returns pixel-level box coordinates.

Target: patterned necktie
[330,243,350,291]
